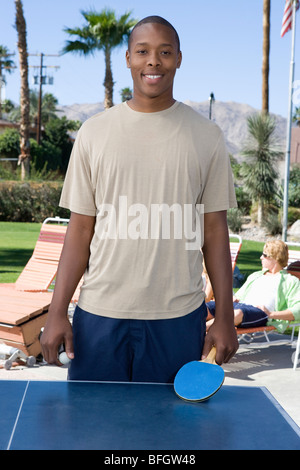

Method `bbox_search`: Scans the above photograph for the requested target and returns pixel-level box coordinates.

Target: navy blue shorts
[68,303,207,383]
[206,301,269,328]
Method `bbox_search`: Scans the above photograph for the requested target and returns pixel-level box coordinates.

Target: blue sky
[0,0,299,118]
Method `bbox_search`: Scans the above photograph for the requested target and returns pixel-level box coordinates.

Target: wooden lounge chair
[0,217,69,293]
[0,290,53,357]
[0,217,81,358]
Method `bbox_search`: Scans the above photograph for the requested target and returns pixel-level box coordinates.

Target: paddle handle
[202,346,217,364]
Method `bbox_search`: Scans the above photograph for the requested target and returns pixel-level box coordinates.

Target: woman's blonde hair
[264,240,289,268]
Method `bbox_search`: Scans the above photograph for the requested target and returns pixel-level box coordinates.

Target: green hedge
[0,181,70,222]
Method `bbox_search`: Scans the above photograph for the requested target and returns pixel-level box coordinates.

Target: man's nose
[147,52,161,67]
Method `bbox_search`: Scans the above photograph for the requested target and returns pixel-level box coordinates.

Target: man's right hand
[40,313,74,366]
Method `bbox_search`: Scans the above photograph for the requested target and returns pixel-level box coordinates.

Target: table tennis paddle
[174,347,224,402]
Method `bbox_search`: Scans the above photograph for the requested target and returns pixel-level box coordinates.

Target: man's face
[126,23,182,107]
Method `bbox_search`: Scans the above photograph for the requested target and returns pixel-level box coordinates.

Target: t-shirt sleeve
[199,130,237,213]
[59,126,97,216]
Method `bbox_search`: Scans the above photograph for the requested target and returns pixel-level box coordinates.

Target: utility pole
[37,52,43,145]
[209,92,215,120]
[29,52,59,144]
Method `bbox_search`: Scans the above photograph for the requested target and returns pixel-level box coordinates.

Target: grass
[0,222,265,284]
[235,239,265,278]
[0,222,41,283]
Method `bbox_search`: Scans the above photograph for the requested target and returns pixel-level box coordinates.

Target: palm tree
[9,90,58,127]
[120,87,133,102]
[15,0,30,180]
[293,106,300,126]
[62,8,138,109]
[240,113,284,226]
[262,0,270,113]
[0,46,16,119]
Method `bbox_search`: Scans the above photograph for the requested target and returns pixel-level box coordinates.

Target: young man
[41,16,238,382]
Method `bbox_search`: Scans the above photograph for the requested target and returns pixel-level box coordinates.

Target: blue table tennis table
[1,380,300,451]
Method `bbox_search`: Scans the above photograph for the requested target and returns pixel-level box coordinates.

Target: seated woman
[206,240,300,333]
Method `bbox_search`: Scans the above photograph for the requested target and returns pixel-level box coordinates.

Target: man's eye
[161,51,171,55]
[137,50,147,54]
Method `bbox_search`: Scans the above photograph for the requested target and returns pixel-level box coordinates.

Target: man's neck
[127,95,176,113]
[265,265,282,275]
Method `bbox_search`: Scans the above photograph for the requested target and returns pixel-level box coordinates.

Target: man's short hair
[264,240,289,268]
[128,15,181,52]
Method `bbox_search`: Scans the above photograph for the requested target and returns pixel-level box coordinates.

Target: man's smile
[144,74,163,79]
[142,73,164,82]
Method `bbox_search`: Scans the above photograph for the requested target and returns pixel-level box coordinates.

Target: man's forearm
[49,212,96,316]
[201,210,238,364]
[202,211,233,315]
[268,309,295,321]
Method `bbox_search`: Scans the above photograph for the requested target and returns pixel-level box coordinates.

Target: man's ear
[125,50,130,68]
[177,51,182,69]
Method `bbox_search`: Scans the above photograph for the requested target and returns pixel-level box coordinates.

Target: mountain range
[56,100,287,159]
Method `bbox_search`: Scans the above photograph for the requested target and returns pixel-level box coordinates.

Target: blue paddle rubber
[174,352,225,402]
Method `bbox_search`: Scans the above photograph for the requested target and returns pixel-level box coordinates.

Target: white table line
[7,381,30,450]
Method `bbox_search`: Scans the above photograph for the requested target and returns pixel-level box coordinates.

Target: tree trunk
[262,0,270,114]
[15,0,30,180]
[103,48,114,109]
[0,63,3,120]
[257,199,264,227]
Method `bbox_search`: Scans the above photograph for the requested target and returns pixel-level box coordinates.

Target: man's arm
[201,210,239,364]
[41,212,96,365]
[257,305,295,321]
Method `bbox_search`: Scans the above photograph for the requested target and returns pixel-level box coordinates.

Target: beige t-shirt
[60,101,237,319]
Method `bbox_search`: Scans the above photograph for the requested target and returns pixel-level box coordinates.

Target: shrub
[263,211,282,235]
[0,181,70,222]
[287,207,300,225]
[30,138,62,173]
[0,128,20,159]
[289,166,300,208]
[235,186,252,215]
[227,208,243,233]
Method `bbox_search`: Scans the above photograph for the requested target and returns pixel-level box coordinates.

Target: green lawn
[0,222,265,284]
[0,222,42,283]
[235,239,265,278]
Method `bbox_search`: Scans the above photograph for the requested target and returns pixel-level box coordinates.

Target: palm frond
[61,39,98,56]
[61,24,100,55]
[81,8,137,49]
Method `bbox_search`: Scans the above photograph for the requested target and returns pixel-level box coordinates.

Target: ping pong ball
[58,352,71,365]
